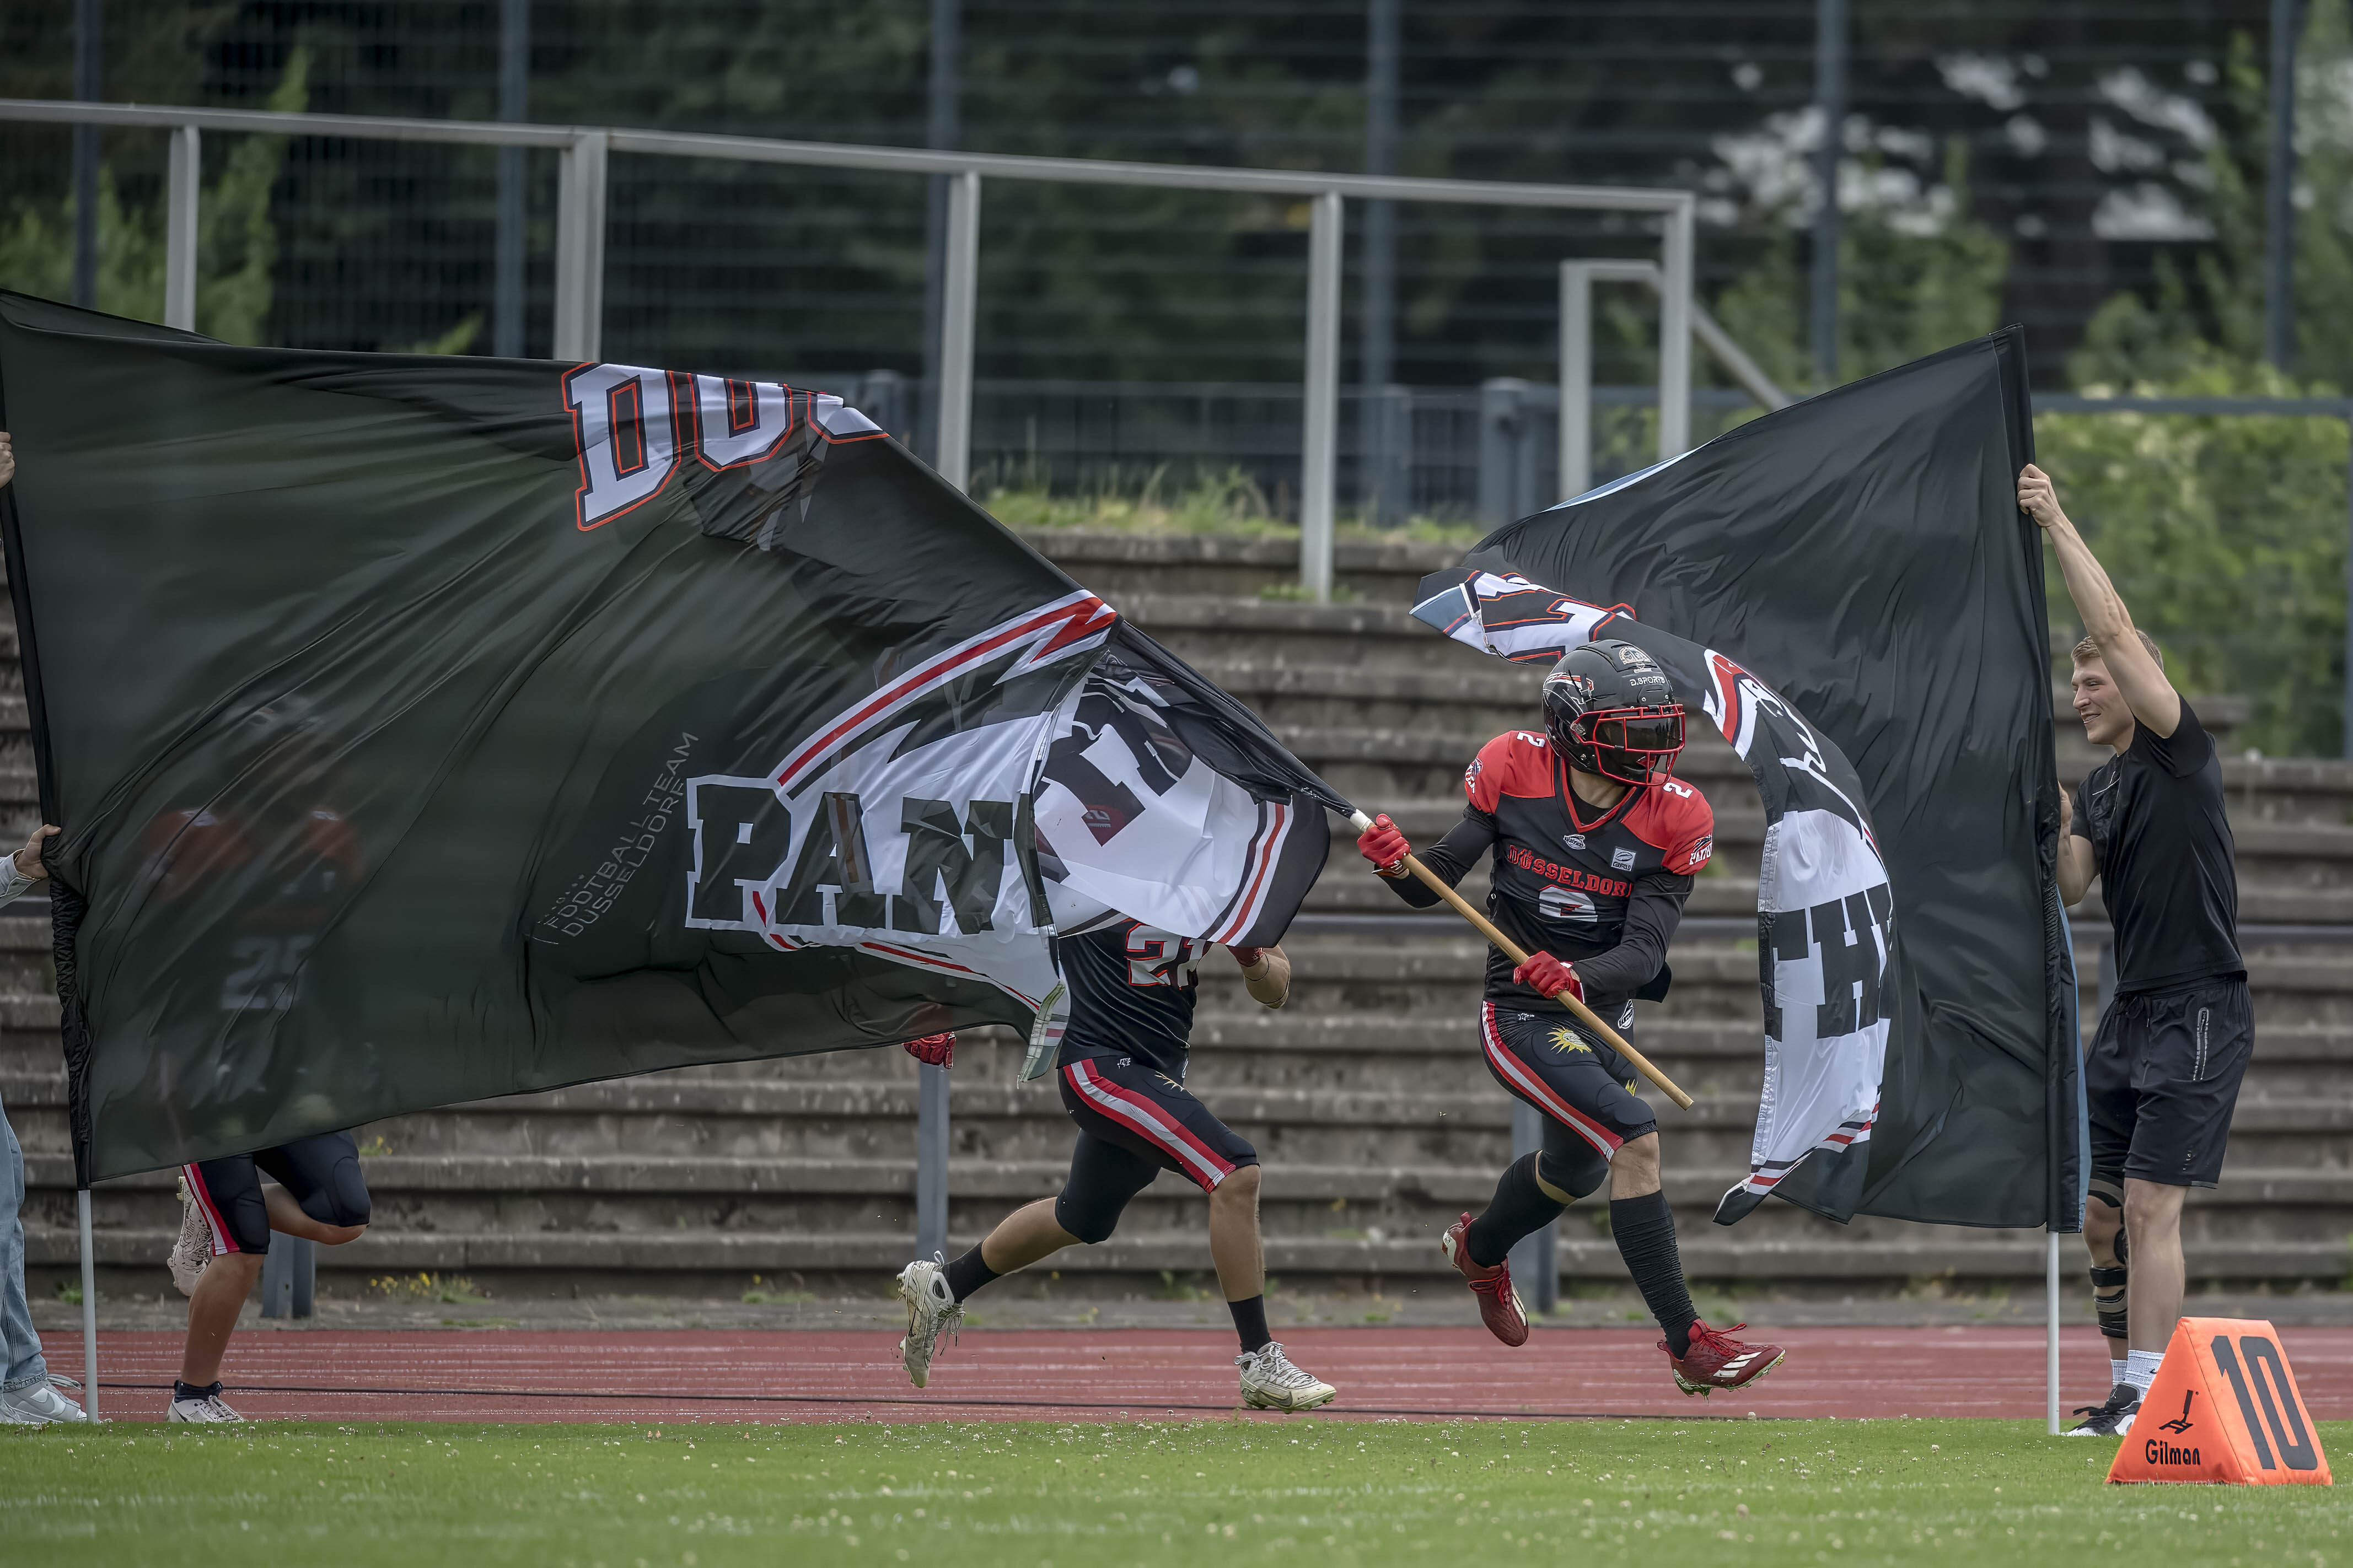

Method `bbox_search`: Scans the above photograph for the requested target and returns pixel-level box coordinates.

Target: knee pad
[308,1151,371,1230]
[2089,1263,2129,1340]
[218,1186,273,1255]
[1536,1145,1609,1201]
[1053,1182,1135,1246]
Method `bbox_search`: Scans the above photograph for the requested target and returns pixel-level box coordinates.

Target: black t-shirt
[2070,699,2242,994]
[1054,919,1208,1076]
[1385,729,1709,1015]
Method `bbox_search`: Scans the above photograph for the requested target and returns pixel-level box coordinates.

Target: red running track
[46,1325,2353,1426]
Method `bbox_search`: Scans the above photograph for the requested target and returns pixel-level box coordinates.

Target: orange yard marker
[2108,1318,2331,1486]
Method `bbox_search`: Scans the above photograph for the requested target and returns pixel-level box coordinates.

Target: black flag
[1449,328,2080,1232]
[0,293,1338,1183]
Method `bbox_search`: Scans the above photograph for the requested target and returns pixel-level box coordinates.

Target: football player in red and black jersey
[1357,638,1786,1397]
[893,918,1337,1411]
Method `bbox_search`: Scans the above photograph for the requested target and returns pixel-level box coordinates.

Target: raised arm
[2019,464,2180,739]
[1230,942,1292,1009]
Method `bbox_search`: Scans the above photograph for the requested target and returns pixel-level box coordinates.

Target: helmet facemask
[1573,704,1686,786]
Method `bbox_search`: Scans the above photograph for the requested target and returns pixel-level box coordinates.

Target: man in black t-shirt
[891,919,1336,1412]
[2023,463,2250,1440]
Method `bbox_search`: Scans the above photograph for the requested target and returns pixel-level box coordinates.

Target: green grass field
[3,1418,2345,1566]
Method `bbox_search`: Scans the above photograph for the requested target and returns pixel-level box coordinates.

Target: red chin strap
[1574,704,1688,786]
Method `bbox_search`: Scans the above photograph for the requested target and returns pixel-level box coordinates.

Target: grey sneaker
[0,1381,88,1425]
[895,1255,963,1389]
[2065,1381,2141,1437]
[1237,1341,1336,1412]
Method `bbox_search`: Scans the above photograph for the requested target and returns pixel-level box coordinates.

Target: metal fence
[0,96,1701,603]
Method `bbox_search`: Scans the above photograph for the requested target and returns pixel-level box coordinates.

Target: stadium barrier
[0,96,1700,604]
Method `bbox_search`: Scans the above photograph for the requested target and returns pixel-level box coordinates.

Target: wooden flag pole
[1350,810,1695,1111]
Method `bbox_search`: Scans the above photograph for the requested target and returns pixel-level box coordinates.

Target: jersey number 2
[1126,930,1202,988]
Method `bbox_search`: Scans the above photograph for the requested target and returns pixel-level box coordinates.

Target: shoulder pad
[1464,730,1553,812]
[1628,776,1715,875]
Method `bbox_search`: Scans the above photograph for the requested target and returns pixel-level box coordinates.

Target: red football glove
[902,1031,956,1068]
[1513,952,1582,1002]
[1356,813,1410,875]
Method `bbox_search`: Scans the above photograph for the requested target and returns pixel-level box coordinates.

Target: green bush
[2036,373,2349,759]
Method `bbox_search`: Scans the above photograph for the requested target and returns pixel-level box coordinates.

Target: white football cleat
[0,1380,88,1425]
[1236,1341,1336,1412]
[166,1384,245,1424]
[895,1254,963,1389]
[169,1177,213,1297]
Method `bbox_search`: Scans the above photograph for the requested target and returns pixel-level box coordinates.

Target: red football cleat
[1664,1319,1786,1396]
[1441,1213,1529,1348]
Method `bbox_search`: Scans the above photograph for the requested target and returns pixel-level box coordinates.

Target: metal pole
[71,0,101,310]
[916,1063,950,1259]
[2266,0,2300,373]
[1559,262,1593,500]
[1657,200,1694,460]
[1811,0,1847,386]
[162,124,198,331]
[2343,414,2353,758]
[77,1189,97,1421]
[1508,1100,1559,1316]
[2046,1227,2062,1435]
[921,0,961,463]
[552,129,606,360]
[494,0,530,358]
[935,169,981,491]
[1361,0,1401,396]
[1300,190,1344,601]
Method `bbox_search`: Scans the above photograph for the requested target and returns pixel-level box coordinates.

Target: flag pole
[2046,1227,2061,1435]
[1351,811,1695,1110]
[77,1187,98,1421]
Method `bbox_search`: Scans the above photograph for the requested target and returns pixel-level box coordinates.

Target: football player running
[893,923,1335,1411]
[1357,639,1785,1396]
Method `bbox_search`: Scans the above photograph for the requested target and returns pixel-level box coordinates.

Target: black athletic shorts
[1055,1049,1258,1194]
[1479,1001,1658,1158]
[183,1130,372,1256]
[2088,976,2253,1190]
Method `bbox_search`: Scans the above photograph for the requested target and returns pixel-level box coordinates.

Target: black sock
[1465,1152,1568,1269]
[942,1244,1000,1303]
[1610,1190,1699,1357]
[173,1380,222,1401]
[1228,1294,1271,1353]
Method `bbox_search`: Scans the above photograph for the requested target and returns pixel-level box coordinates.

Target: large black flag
[1443,328,2080,1232]
[0,293,1338,1183]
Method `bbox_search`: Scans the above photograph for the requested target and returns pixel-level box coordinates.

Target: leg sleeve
[1052,1131,1164,1245]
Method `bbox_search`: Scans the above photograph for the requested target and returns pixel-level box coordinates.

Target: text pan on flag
[1439,327,2074,1233]
[1416,572,1889,1225]
[0,291,1337,1183]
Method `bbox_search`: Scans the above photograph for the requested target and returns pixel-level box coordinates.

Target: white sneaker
[169,1177,213,1297]
[895,1254,963,1389]
[0,1381,88,1425]
[1236,1340,1336,1412]
[167,1385,245,1424]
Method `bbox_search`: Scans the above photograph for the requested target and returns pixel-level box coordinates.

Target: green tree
[0,47,308,344]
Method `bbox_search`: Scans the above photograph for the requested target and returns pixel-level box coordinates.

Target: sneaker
[169,1177,213,1297]
[166,1383,245,1424]
[2065,1382,2141,1437]
[0,1381,87,1425]
[895,1254,963,1389]
[1441,1212,1529,1348]
[1664,1319,1787,1397]
[1235,1341,1336,1412]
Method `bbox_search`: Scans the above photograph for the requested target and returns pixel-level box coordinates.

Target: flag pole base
[77,1188,98,1423]
[2046,1227,2061,1435]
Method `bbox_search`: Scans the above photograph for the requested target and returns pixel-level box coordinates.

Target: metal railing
[0,97,1700,604]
